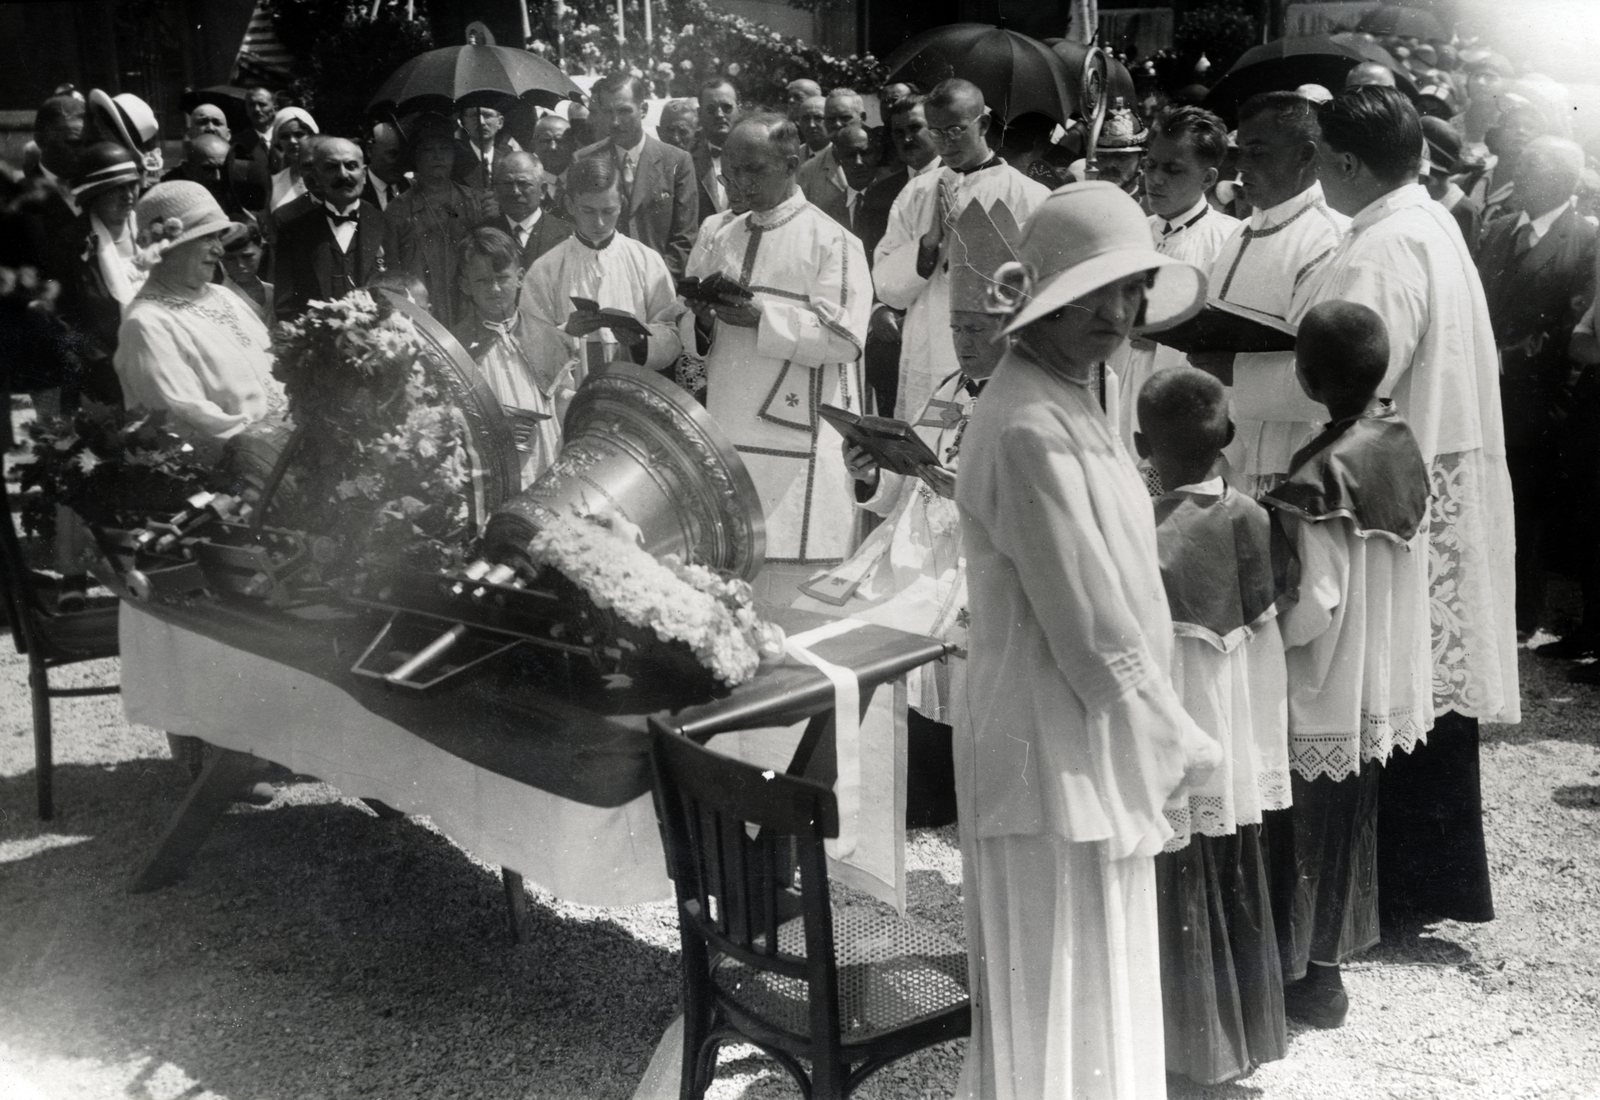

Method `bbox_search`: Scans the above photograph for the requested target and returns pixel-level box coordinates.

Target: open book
[819,404,944,483]
[1148,298,1299,355]
[564,297,653,341]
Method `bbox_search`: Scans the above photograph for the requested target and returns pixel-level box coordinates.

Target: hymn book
[1148,298,1299,354]
[819,404,945,484]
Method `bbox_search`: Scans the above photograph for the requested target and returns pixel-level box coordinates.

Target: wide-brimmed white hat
[89,89,160,152]
[135,181,247,254]
[995,182,1206,337]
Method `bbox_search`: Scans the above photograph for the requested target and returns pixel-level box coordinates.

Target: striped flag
[232,1,296,84]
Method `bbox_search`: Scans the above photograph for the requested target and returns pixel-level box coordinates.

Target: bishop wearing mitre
[685,113,871,600]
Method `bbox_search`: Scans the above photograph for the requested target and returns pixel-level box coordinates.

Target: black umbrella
[1203,35,1419,121]
[1358,5,1447,41]
[369,41,581,117]
[882,24,1077,124]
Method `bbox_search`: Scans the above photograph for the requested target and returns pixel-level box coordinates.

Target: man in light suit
[273,137,385,321]
[690,78,740,225]
[575,72,698,276]
[479,151,572,273]
[796,88,866,210]
[815,124,885,247]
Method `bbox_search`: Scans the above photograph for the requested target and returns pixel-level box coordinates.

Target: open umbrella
[1043,38,1136,114]
[1203,35,1419,121]
[369,41,581,117]
[882,24,1077,124]
[1358,5,1447,41]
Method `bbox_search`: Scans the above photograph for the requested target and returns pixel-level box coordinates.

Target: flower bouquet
[262,291,477,574]
[18,402,216,540]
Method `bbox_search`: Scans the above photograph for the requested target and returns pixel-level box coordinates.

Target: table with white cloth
[119,595,946,916]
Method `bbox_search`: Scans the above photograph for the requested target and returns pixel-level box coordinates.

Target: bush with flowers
[264,290,475,573]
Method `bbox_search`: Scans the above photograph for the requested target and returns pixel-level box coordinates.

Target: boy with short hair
[1261,300,1434,1029]
[1135,365,1291,1084]
[1111,106,1241,468]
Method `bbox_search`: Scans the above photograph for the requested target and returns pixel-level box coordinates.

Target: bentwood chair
[0,480,120,819]
[648,722,970,1100]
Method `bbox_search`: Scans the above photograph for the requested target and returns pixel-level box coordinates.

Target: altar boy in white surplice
[520,153,685,382]
[684,113,871,598]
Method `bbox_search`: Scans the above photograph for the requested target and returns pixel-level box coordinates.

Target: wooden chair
[648,721,970,1100]
[0,486,120,819]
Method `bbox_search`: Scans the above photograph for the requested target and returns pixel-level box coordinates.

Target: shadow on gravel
[1553,783,1600,809]
[0,760,680,1100]
[1480,650,1600,748]
[1366,921,1473,968]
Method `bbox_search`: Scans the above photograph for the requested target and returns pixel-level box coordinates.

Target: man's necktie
[515,224,529,249]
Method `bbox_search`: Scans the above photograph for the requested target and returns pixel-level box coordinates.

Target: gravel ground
[2,409,1599,1097]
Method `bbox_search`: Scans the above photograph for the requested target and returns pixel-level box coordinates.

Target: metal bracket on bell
[351,612,524,692]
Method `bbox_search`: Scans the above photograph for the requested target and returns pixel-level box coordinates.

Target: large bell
[483,363,766,580]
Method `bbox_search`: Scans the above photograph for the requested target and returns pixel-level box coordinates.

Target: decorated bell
[484,363,766,580]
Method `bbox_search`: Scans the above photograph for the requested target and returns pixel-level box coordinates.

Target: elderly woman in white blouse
[114,181,284,451]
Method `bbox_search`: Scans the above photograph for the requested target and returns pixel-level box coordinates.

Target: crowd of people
[0,21,1592,1098]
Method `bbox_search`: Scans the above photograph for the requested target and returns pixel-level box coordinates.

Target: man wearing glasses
[455,103,521,193]
[873,78,1049,418]
[479,151,572,273]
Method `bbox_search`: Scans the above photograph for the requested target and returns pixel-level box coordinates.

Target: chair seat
[33,597,121,662]
[712,903,968,1043]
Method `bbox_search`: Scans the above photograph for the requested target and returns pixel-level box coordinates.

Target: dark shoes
[1284,975,1349,1029]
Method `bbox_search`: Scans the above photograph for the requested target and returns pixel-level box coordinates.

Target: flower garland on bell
[524,507,785,687]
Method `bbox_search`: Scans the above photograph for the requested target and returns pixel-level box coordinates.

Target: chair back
[648,722,845,1046]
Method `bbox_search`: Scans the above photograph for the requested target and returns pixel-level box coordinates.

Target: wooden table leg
[128,747,265,893]
[502,868,534,943]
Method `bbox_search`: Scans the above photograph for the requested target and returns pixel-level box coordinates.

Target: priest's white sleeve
[871,180,932,311]
[640,248,687,371]
[753,228,869,368]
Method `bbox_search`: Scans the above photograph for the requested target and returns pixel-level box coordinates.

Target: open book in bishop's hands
[820,404,954,497]
[563,297,653,341]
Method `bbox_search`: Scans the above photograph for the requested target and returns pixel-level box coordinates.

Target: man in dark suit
[690,78,739,225]
[362,120,408,212]
[273,137,385,321]
[14,93,85,276]
[577,72,698,276]
[479,151,572,273]
[163,134,250,219]
[1477,135,1597,639]
[454,104,521,193]
[815,124,884,244]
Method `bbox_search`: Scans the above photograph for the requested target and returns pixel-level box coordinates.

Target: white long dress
[686,189,870,566]
[1207,182,1349,487]
[114,283,284,445]
[1290,183,1519,724]
[953,343,1215,1100]
[873,162,1048,419]
[1108,199,1240,457]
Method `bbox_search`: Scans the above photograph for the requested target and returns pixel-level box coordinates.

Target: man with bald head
[796,88,868,209]
[480,149,572,272]
[683,113,870,593]
[874,77,1049,416]
[186,103,231,143]
[1477,135,1595,646]
[790,94,829,155]
[785,78,822,106]
[273,136,385,320]
[1344,60,1398,89]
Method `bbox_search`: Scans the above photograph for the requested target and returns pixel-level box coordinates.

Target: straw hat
[135,181,246,254]
[993,182,1205,337]
[89,89,160,152]
[70,142,141,203]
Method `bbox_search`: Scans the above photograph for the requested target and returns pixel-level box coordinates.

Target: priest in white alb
[1186,92,1349,491]
[520,153,685,382]
[684,114,871,599]
[874,78,1048,420]
[1289,86,1518,928]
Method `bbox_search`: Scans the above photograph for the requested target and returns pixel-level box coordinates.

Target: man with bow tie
[574,72,698,277]
[272,137,385,321]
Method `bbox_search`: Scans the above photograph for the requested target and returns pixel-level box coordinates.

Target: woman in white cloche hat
[951,181,1219,1100]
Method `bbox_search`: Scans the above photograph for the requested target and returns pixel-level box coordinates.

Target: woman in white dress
[114,182,283,454]
[953,182,1219,1100]
[266,107,318,212]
